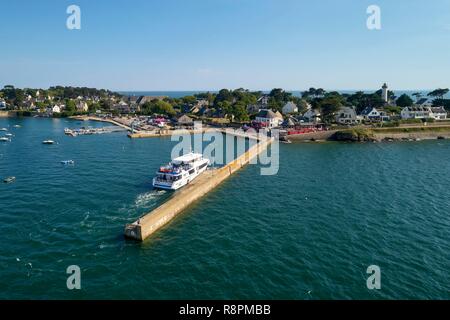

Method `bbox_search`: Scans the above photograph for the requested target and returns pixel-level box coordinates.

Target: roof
[430,106,447,113]
[256,109,279,119]
[416,98,428,105]
[177,114,194,124]
[360,107,378,115]
[283,101,297,107]
[136,96,168,105]
[403,106,430,112]
[282,117,297,126]
[173,152,202,164]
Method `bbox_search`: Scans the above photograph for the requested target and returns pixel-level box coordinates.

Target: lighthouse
[381,83,389,103]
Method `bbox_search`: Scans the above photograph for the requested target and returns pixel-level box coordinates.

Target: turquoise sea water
[0,118,449,299]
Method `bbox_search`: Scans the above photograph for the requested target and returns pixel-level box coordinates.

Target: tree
[412,92,422,102]
[214,89,233,106]
[396,94,414,108]
[182,96,197,104]
[232,102,249,122]
[432,98,450,111]
[319,94,344,123]
[428,88,449,100]
[65,99,77,117]
[142,100,175,116]
[269,88,292,103]
[348,92,384,114]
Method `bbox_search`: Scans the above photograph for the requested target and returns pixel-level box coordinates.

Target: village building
[257,95,270,106]
[430,107,448,120]
[136,95,168,106]
[360,107,390,121]
[282,101,298,114]
[401,106,447,120]
[112,101,134,114]
[52,105,62,114]
[335,106,360,125]
[176,114,194,126]
[281,116,297,128]
[195,99,210,108]
[303,109,321,123]
[246,104,262,114]
[76,101,89,113]
[255,109,283,128]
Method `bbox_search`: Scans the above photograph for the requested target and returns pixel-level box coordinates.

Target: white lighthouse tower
[381,83,389,103]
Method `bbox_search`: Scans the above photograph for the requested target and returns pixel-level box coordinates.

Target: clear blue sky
[1,0,450,91]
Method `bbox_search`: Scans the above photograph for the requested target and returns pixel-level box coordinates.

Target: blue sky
[1,0,450,91]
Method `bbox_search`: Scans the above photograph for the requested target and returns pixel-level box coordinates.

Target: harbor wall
[124,137,273,241]
[288,130,337,141]
[128,128,218,139]
[0,111,15,118]
[373,130,450,141]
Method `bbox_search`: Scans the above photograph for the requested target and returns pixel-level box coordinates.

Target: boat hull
[152,159,209,191]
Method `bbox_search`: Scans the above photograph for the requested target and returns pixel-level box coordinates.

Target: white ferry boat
[153,152,210,190]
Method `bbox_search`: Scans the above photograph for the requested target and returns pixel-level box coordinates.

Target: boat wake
[134,190,166,208]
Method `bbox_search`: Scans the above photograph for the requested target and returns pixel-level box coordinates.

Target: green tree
[182,96,197,104]
[396,94,414,108]
[428,88,449,100]
[412,92,422,102]
[232,102,249,122]
[319,95,344,123]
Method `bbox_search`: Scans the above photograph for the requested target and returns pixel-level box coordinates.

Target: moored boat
[61,160,75,165]
[0,137,11,142]
[42,140,55,144]
[153,152,210,190]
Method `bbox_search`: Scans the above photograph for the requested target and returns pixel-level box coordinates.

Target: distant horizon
[2,85,447,93]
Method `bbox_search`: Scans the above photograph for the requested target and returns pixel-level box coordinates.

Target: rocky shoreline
[287,127,450,143]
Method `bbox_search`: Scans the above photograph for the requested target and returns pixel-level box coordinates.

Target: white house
[52,105,62,113]
[255,109,283,128]
[257,95,270,106]
[76,101,89,113]
[282,101,298,114]
[303,109,321,123]
[360,107,390,121]
[0,100,6,110]
[430,107,448,120]
[335,106,359,125]
[401,106,447,120]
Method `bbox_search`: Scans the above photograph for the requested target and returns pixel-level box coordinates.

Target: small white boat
[42,140,55,145]
[153,152,210,190]
[5,133,13,137]
[0,128,8,131]
[13,125,21,128]
[3,176,16,184]
[0,137,11,142]
[61,160,75,165]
